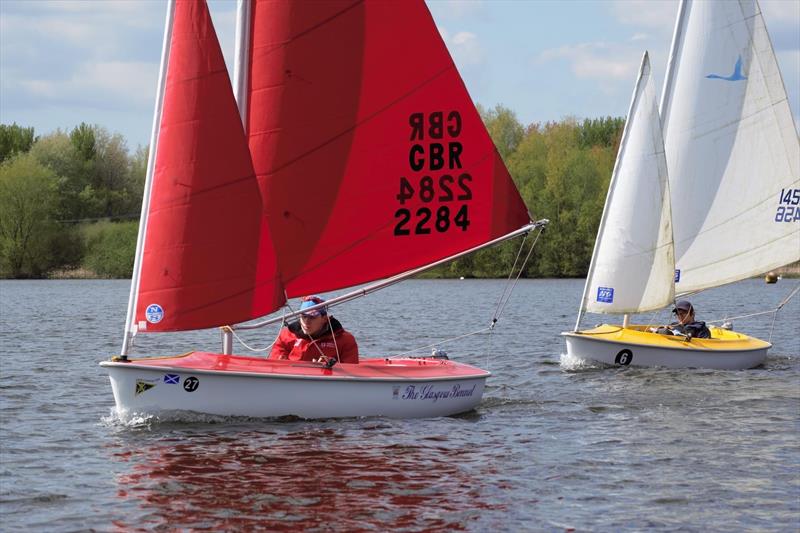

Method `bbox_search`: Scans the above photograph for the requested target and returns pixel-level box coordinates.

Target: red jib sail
[242,0,531,296]
[134,0,284,332]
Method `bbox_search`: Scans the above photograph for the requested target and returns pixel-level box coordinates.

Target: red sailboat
[101,0,542,419]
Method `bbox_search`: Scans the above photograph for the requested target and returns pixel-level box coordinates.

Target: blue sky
[1,0,798,149]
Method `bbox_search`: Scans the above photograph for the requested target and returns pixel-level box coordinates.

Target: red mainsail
[242,0,531,296]
[131,0,531,336]
[134,0,284,332]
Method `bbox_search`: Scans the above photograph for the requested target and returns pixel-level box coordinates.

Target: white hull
[563,326,769,370]
[101,359,487,419]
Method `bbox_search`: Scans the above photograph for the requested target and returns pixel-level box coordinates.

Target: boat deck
[564,324,771,351]
[103,352,490,381]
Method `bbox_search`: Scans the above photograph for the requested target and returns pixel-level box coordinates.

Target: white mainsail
[661,0,800,294]
[578,52,674,321]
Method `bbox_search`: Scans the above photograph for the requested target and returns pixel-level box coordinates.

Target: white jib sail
[661,0,800,294]
[579,52,675,318]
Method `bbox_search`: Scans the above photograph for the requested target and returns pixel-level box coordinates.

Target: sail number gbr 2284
[394,111,472,236]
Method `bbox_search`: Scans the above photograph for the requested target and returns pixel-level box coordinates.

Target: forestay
[661,0,800,294]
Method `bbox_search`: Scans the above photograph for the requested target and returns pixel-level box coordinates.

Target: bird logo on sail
[706,55,747,81]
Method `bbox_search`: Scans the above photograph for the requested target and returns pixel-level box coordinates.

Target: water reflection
[110,426,502,530]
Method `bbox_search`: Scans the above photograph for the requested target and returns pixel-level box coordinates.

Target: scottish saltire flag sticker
[674,269,681,282]
[164,374,180,384]
[596,287,614,303]
[146,304,164,324]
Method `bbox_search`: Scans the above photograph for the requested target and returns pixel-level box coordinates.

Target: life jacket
[269,316,359,363]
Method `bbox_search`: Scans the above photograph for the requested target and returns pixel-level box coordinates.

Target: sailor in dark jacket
[664,300,712,339]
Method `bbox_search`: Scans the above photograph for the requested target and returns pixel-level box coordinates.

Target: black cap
[672,300,693,314]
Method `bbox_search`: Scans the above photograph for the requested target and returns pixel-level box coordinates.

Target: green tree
[92,127,134,218]
[30,131,90,221]
[70,122,97,161]
[0,123,36,163]
[82,221,138,278]
[127,145,148,215]
[480,104,525,161]
[579,117,625,149]
[0,154,59,277]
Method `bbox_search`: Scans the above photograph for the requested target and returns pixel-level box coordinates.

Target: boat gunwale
[561,327,772,354]
[99,358,492,383]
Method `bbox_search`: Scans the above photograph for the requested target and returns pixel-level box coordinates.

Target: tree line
[0,110,624,279]
[0,122,145,278]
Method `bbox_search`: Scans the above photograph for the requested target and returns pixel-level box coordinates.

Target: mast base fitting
[111,355,130,363]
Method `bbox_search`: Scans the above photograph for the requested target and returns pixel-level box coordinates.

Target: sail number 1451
[775,188,800,222]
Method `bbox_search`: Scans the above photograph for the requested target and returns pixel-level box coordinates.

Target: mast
[120,0,175,357]
[233,0,252,125]
[659,0,688,119]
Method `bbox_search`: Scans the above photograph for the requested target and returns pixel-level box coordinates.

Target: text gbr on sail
[394,111,472,236]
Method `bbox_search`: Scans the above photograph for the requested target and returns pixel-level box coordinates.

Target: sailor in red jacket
[269,296,359,364]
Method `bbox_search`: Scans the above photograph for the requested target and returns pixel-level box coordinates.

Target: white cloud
[451,31,484,65]
[427,0,485,19]
[15,60,156,109]
[631,32,648,42]
[761,0,800,25]
[539,42,640,81]
[77,61,157,106]
[437,25,485,66]
[612,0,678,28]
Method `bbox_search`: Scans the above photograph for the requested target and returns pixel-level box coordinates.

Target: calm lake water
[1,278,798,531]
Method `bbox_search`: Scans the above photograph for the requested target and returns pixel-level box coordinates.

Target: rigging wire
[227,325,281,353]
[228,297,296,353]
[492,226,544,323]
[704,282,800,342]
[615,282,799,342]
[388,223,547,359]
[227,222,549,360]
